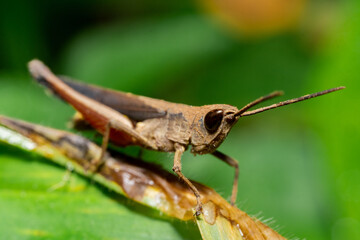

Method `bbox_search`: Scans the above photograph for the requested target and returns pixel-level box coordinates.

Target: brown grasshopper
[28,59,344,215]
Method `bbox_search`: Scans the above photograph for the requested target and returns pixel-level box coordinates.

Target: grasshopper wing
[59,76,167,122]
[28,59,157,149]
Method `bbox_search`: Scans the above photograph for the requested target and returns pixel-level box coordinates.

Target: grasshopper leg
[172,143,203,216]
[88,118,157,172]
[212,151,239,205]
[86,121,112,172]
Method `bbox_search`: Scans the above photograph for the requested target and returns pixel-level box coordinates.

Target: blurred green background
[0,0,359,239]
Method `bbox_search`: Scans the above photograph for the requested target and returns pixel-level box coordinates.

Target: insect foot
[194,204,203,217]
[172,164,203,216]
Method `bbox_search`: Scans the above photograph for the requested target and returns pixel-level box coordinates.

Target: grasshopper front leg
[212,151,239,205]
[172,143,203,216]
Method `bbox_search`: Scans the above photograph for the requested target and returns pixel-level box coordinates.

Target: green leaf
[0,140,199,240]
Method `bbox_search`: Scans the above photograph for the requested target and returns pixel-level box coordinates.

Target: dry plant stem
[173,143,203,215]
[212,151,239,205]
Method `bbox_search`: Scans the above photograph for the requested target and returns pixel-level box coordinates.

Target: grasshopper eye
[204,109,224,133]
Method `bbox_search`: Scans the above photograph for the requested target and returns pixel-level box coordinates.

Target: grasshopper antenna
[235,91,284,116]
[235,86,345,117]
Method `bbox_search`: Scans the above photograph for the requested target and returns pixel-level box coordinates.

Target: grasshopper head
[190,104,240,155]
[190,86,344,155]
